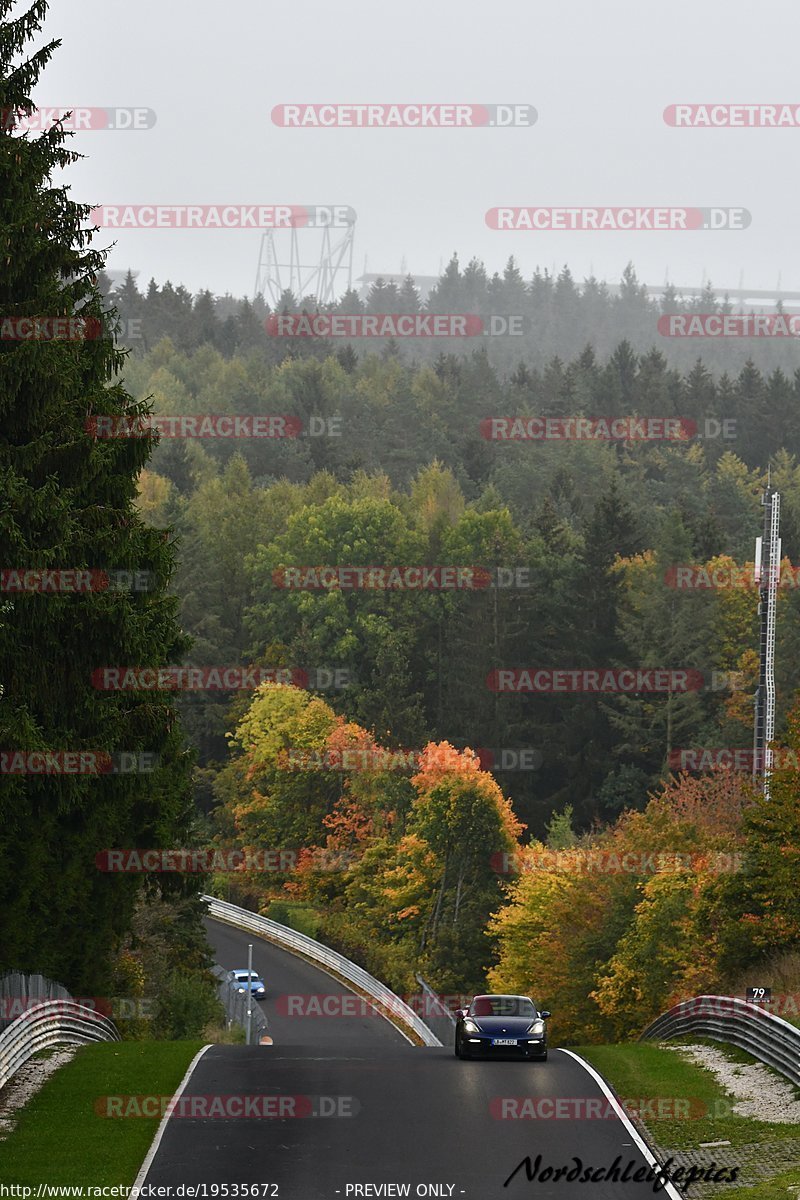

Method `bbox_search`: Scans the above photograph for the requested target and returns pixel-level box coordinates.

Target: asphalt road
[205,917,404,1047]
[139,917,679,1199]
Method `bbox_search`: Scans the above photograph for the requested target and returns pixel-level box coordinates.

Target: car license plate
[492,1038,518,1046]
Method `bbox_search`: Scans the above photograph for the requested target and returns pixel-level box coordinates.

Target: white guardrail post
[201,894,443,1047]
[0,1000,120,1091]
[639,994,800,1087]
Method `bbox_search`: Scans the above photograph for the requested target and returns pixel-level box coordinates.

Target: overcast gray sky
[31,0,800,299]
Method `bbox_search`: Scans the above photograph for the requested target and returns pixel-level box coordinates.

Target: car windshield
[470,996,536,1018]
[233,971,260,982]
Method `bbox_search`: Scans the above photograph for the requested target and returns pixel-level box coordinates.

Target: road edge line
[131,1043,213,1190]
[558,1048,685,1199]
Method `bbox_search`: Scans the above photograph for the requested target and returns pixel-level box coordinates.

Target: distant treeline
[100,259,800,378]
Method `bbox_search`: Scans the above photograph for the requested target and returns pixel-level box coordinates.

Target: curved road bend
[138,917,679,1199]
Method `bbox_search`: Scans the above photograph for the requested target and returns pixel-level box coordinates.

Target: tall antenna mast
[753,481,781,798]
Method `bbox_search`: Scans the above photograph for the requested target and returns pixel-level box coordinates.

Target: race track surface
[138,917,675,1199]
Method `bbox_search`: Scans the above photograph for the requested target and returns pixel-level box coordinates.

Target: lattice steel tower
[753,485,781,798]
[254,208,355,307]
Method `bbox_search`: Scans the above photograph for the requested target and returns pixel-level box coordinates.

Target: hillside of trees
[113,290,800,1036]
[126,332,800,830]
[209,682,800,1043]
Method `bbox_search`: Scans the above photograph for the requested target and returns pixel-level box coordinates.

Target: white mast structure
[753,481,781,798]
[254,210,355,307]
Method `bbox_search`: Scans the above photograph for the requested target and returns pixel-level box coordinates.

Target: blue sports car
[231,968,266,999]
[454,994,550,1060]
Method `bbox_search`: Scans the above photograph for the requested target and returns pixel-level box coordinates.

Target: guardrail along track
[202,895,442,1047]
[640,994,800,1087]
[0,999,120,1091]
[414,973,457,1045]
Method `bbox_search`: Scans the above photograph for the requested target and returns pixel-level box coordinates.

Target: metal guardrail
[414,974,458,1046]
[202,895,442,1047]
[0,999,120,1091]
[0,970,72,1033]
[639,994,800,1087]
[212,964,271,1044]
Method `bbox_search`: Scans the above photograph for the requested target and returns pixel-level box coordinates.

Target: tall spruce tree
[0,0,194,992]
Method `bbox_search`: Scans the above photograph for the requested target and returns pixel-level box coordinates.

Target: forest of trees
[117,300,800,1036]
[127,334,800,831]
[4,0,800,1040]
[208,681,800,1042]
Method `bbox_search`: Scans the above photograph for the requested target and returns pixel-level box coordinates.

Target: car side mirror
[455,1008,467,1020]
[540,1010,551,1020]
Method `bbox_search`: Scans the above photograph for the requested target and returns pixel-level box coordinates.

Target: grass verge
[713,1167,800,1198]
[0,1040,203,1185]
[575,1042,800,1151]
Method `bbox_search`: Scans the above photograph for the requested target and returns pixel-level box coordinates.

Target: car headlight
[463,1019,480,1034]
[526,1020,545,1035]
[237,986,246,993]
